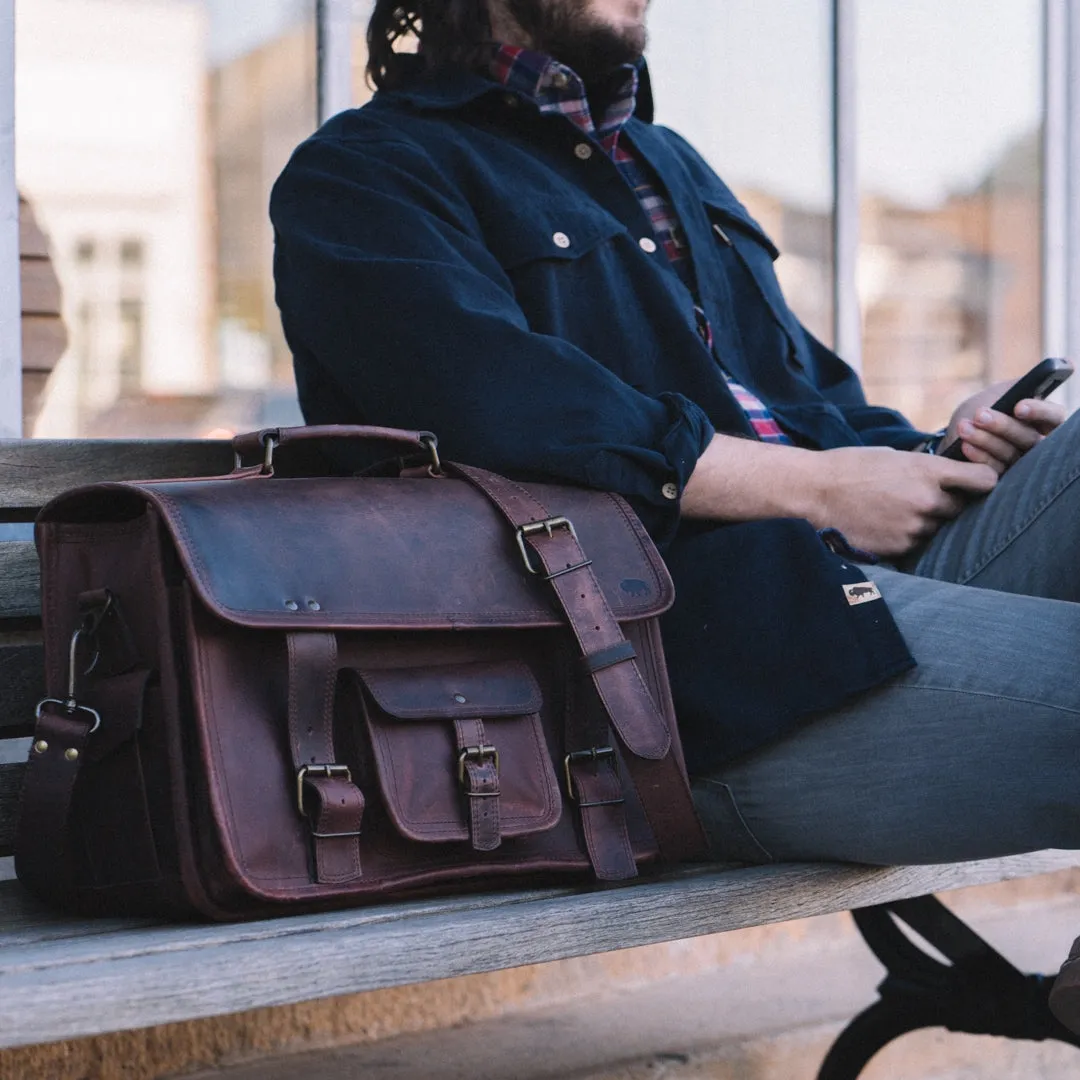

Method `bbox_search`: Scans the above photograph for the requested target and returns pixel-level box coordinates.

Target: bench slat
[0,762,22,852]
[0,850,1075,1048]
[0,640,40,734]
[0,542,40,619]
[0,440,234,513]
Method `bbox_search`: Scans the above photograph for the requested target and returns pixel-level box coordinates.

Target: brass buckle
[458,744,499,786]
[296,763,352,816]
[563,747,620,805]
[515,517,585,576]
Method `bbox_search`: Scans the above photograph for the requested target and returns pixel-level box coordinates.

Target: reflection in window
[646,0,834,345]
[17,0,317,438]
[119,239,144,268]
[857,0,1043,431]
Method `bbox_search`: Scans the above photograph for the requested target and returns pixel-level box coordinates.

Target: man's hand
[943,381,1065,473]
[808,447,997,557]
[681,436,997,559]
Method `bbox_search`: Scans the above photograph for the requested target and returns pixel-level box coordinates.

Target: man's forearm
[680,433,821,522]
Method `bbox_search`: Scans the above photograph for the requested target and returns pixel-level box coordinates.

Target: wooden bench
[1,437,1078,1078]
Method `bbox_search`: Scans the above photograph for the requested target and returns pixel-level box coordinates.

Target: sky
[206,0,1044,211]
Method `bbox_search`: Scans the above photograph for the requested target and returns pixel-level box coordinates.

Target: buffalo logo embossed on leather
[620,579,650,597]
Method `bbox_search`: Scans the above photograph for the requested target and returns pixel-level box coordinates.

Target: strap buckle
[515,516,591,579]
[563,747,623,806]
[34,621,107,734]
[458,744,499,788]
[296,763,352,816]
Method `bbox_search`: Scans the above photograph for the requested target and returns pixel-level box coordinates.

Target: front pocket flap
[358,660,542,720]
[357,661,561,843]
[482,201,625,270]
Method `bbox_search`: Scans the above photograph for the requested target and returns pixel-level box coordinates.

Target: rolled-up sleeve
[271,131,713,540]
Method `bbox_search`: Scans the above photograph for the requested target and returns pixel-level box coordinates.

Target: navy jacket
[270,60,919,771]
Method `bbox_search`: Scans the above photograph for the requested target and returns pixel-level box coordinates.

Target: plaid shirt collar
[490,44,641,149]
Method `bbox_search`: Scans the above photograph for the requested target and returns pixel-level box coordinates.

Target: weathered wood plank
[21,315,67,373]
[22,370,51,438]
[0,543,39,619]
[19,199,51,260]
[0,440,234,511]
[19,258,63,318]
[0,850,1075,1047]
[0,640,43,735]
[0,762,21,854]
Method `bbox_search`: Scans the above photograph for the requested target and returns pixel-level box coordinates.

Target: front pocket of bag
[354,660,562,843]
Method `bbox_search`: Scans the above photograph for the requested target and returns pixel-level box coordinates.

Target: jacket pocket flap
[482,201,625,270]
[703,197,780,260]
[357,660,542,720]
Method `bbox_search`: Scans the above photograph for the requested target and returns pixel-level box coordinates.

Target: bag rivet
[33,740,48,754]
[453,694,467,704]
[284,599,299,611]
[306,599,321,612]
[64,748,79,762]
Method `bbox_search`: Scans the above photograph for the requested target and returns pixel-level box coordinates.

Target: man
[270,0,1080,1027]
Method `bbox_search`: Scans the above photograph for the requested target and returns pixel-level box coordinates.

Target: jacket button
[574,143,593,160]
[503,93,520,108]
[553,232,571,249]
[639,237,658,254]
[662,482,679,501]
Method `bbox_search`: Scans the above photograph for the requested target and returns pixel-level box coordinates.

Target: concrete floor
[179,886,1080,1080]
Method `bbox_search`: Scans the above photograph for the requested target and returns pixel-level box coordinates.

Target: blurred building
[17,0,215,437]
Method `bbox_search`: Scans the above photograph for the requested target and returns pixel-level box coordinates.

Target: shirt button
[574,143,593,161]
[552,71,570,89]
[553,232,571,249]
[639,237,658,254]
[503,93,520,108]
[661,482,679,501]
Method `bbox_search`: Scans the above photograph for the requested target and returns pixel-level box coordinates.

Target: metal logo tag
[843,581,882,606]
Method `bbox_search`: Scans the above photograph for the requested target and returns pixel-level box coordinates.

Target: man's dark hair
[367,1,493,90]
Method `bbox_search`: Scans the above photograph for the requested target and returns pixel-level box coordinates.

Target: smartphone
[938,356,1074,460]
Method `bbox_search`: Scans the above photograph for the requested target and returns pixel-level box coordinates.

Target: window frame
[1,1,1074,433]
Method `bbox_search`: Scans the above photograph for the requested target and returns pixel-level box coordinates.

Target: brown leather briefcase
[17,426,707,920]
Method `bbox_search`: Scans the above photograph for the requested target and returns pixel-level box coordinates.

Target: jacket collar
[378,53,656,123]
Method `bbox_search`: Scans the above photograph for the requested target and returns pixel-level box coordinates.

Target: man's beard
[503,0,647,79]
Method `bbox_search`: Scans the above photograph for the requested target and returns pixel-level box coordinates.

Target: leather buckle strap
[451,464,710,866]
[563,747,623,808]
[454,718,501,851]
[296,763,352,815]
[458,745,500,790]
[287,632,364,883]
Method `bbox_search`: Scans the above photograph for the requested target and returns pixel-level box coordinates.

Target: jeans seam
[885,681,1080,717]
[695,777,775,864]
[954,456,1080,584]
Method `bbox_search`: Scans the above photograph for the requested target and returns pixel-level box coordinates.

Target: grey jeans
[692,409,1080,866]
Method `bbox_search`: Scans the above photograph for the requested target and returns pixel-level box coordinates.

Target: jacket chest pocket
[704,200,806,367]
[481,201,627,272]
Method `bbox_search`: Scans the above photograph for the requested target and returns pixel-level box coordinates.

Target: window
[3,3,1076,439]
[17,0,318,438]
[857,0,1045,430]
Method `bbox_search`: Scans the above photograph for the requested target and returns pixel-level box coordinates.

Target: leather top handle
[233,425,439,474]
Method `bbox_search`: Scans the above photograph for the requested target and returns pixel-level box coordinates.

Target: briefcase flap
[47,474,673,630]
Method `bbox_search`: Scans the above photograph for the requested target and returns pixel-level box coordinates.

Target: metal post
[1066,0,1080,411]
[1044,0,1068,369]
[832,0,861,370]
[0,0,19,437]
[317,0,355,126]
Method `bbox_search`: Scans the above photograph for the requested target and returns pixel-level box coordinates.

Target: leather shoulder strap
[450,464,708,863]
